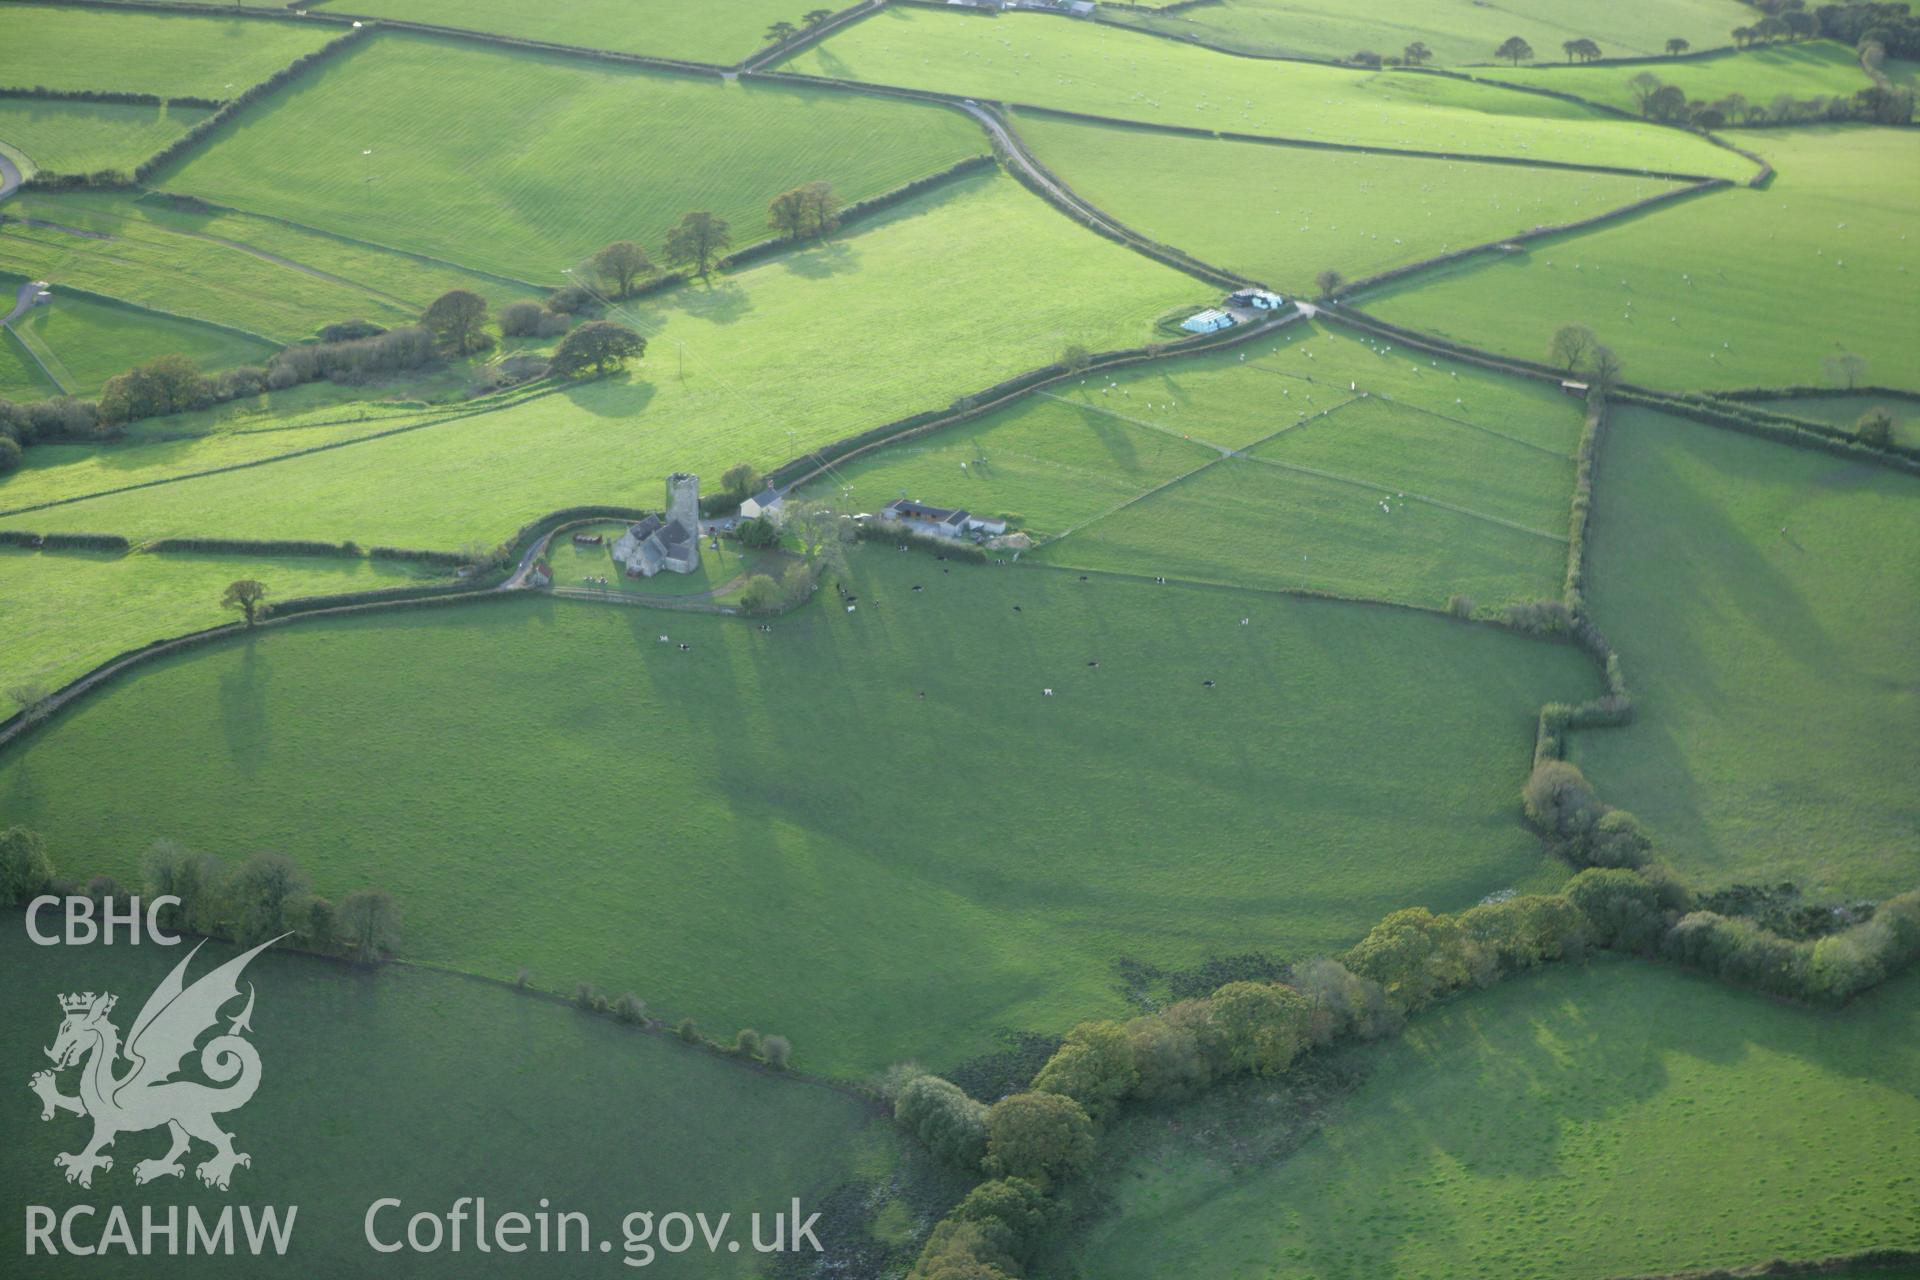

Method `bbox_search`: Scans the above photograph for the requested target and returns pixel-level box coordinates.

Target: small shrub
[1446,593,1475,619]
[675,1018,699,1042]
[613,992,647,1025]
[734,1027,762,1058]
[761,1034,792,1069]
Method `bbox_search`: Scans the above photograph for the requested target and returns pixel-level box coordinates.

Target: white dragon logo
[28,936,283,1191]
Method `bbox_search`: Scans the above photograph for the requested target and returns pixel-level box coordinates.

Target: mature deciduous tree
[221,579,269,626]
[550,321,645,376]
[983,1091,1095,1186]
[663,210,732,278]
[339,888,403,964]
[1496,35,1534,64]
[592,240,653,297]
[422,288,489,354]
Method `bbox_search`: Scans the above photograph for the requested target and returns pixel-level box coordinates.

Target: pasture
[0,171,1202,546]
[0,327,55,401]
[0,5,335,98]
[0,549,1592,1077]
[0,925,903,1279]
[161,32,987,282]
[1758,392,1920,447]
[3,274,277,394]
[0,190,536,343]
[821,318,1581,607]
[0,544,448,693]
[1101,0,1758,67]
[0,394,523,519]
[1064,958,1920,1279]
[1367,127,1920,392]
[0,98,208,177]
[1567,406,1920,900]
[312,0,820,66]
[1485,40,1876,114]
[1028,450,1569,610]
[1014,111,1690,292]
[781,8,1753,178]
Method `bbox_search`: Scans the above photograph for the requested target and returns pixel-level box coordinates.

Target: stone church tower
[666,472,700,535]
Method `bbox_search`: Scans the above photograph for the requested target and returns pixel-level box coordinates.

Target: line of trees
[0,827,402,964]
[894,738,1920,1278]
[1628,69,1913,126]
[762,8,839,45]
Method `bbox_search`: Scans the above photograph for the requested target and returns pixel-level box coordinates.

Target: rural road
[959,102,1150,251]
[0,148,20,203]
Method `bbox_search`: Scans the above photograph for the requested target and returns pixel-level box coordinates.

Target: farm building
[739,486,785,524]
[880,499,1007,538]
[1181,308,1237,334]
[612,473,702,577]
[1226,288,1285,311]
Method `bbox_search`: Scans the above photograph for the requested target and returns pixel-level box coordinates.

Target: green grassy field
[1029,451,1569,610]
[1015,111,1689,292]
[0,924,905,1278]
[0,545,451,692]
[1755,392,1920,447]
[0,98,209,176]
[1566,406,1919,900]
[313,0,823,65]
[0,171,1202,546]
[0,190,540,342]
[811,319,1580,607]
[1367,127,1920,393]
[160,32,986,282]
[781,8,1752,178]
[0,5,335,98]
[1065,957,1920,1280]
[3,275,277,394]
[0,397,507,522]
[0,548,1591,1077]
[0,325,56,400]
[1485,40,1876,114]
[1102,0,1757,67]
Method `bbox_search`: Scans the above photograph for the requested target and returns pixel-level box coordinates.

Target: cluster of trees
[267,324,437,390]
[1481,32,1696,66]
[1854,406,1900,447]
[0,394,100,472]
[1817,3,1920,59]
[1628,70,1913,127]
[768,181,841,241]
[895,890,1595,1278]
[1525,758,1920,1000]
[762,9,839,45]
[0,827,401,963]
[737,499,850,613]
[1547,324,1625,393]
[67,325,439,436]
[1731,1,1822,48]
[570,987,794,1068]
[550,321,646,377]
[895,807,1920,1278]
